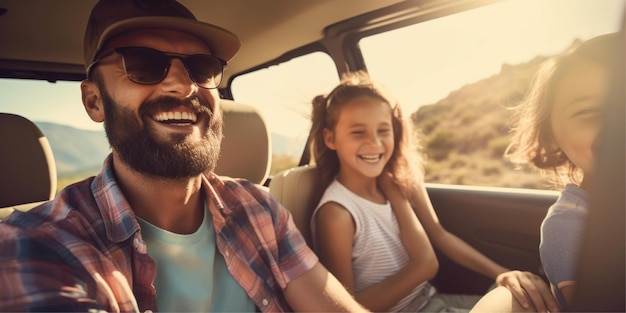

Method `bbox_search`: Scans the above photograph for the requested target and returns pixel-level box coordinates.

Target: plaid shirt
[0,155,317,312]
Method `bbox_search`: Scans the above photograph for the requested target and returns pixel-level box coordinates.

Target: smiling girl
[309,71,556,312]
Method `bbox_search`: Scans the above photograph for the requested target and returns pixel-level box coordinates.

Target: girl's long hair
[309,71,422,203]
[504,32,619,188]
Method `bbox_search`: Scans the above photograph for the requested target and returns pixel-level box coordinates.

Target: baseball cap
[83,0,240,72]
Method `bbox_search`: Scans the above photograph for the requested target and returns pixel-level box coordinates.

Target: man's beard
[100,85,222,179]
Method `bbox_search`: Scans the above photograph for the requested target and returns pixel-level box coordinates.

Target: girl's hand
[378,171,434,262]
[496,270,560,313]
[377,171,406,207]
[377,171,397,194]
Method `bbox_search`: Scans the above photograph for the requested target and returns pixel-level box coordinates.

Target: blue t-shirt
[137,209,256,312]
[540,184,589,309]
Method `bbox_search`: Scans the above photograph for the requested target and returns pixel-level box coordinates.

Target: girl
[309,71,557,312]
[503,32,619,310]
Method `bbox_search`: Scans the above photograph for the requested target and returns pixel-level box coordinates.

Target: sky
[1,0,624,136]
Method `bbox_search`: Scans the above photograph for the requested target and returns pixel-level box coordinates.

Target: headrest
[214,100,271,185]
[0,113,57,208]
[269,165,318,246]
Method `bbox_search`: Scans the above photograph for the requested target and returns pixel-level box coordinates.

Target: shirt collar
[92,154,141,243]
[93,155,230,243]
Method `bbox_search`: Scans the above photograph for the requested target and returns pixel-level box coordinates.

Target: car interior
[214,100,271,186]
[0,0,623,311]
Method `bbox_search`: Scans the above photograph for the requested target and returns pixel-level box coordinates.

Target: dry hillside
[412,55,554,189]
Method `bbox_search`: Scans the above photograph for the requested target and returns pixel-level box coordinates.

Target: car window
[231,51,339,175]
[359,0,624,190]
[0,78,109,192]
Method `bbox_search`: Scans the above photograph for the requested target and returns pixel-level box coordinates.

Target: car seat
[215,100,271,186]
[269,164,318,246]
[0,113,57,220]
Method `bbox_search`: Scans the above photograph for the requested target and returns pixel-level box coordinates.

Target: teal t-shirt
[137,208,256,312]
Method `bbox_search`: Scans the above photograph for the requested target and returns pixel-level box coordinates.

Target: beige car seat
[269,165,319,246]
[215,100,271,186]
[0,113,57,220]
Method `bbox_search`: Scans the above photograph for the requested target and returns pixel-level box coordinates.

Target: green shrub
[425,130,457,161]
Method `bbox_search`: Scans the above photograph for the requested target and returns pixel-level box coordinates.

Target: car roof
[0,0,416,83]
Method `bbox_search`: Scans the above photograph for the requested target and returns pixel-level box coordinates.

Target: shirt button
[225,251,230,257]
[262,299,268,306]
[144,310,153,313]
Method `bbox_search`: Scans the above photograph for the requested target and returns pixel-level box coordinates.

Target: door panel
[426,184,558,294]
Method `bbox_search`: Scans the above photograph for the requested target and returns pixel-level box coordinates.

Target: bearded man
[0,0,367,312]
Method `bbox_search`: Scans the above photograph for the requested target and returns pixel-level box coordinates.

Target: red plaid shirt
[0,155,317,312]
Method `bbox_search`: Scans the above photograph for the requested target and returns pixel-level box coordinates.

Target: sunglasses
[87,46,226,89]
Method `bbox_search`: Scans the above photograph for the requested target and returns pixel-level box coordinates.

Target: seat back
[269,165,319,246]
[0,113,57,219]
[214,100,271,185]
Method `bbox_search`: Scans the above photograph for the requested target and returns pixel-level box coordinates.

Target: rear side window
[359,0,624,190]
[0,78,109,192]
[231,52,339,175]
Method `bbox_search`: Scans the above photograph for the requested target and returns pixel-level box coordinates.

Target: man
[0,0,367,312]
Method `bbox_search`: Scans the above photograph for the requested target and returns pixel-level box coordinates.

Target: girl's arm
[315,201,437,312]
[378,172,437,264]
[407,183,558,313]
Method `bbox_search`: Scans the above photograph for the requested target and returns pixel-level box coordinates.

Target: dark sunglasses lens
[122,48,169,84]
[185,55,223,88]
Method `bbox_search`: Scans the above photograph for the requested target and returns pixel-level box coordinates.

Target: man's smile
[153,111,198,125]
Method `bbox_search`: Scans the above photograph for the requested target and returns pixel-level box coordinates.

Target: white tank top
[311,179,428,312]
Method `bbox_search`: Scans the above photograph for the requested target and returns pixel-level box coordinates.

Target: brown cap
[83,0,240,72]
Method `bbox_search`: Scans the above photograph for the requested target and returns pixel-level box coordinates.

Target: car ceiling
[0,0,406,83]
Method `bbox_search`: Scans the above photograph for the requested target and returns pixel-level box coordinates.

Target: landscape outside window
[360,0,624,189]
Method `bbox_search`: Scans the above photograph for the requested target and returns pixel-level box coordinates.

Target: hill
[412,55,551,189]
[35,122,110,176]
